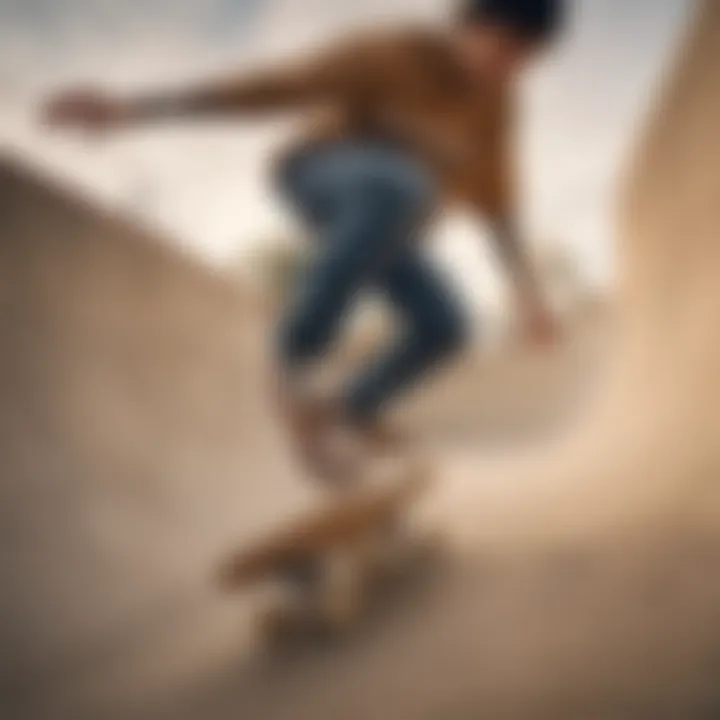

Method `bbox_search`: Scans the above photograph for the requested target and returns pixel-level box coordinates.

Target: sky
[0,0,696,312]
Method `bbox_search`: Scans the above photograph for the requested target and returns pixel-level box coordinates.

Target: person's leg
[273,142,437,479]
[275,144,436,371]
[342,249,470,434]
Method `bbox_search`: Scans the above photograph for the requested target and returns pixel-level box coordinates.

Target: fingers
[522,306,561,348]
[41,89,87,127]
[39,88,120,132]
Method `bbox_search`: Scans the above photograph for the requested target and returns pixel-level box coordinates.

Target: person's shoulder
[397,26,452,55]
[319,24,456,89]
[336,24,449,62]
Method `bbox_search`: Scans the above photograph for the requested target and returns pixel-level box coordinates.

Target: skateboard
[218,458,437,644]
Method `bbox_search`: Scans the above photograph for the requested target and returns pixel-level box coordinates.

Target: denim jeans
[276,140,468,425]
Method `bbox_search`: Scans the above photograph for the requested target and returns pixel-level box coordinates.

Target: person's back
[41,0,566,484]
[266,27,513,219]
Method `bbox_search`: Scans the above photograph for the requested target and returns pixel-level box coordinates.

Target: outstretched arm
[489,215,558,344]
[475,98,559,345]
[41,34,377,132]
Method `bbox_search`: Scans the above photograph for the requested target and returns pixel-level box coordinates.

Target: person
[42,0,565,485]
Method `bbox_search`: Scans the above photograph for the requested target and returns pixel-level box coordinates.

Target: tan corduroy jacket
[190,27,516,221]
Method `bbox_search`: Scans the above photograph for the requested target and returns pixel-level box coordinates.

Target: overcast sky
[0,0,696,310]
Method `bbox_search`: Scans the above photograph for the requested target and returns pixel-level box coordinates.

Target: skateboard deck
[218,457,436,642]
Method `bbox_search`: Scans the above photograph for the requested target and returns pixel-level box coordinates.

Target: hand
[521,303,561,347]
[40,88,131,135]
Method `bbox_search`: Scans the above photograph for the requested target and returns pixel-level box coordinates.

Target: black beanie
[460,0,565,42]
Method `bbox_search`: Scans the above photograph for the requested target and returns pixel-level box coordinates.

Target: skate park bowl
[2,1,720,718]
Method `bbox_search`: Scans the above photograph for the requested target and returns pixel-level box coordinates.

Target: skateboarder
[42,0,565,483]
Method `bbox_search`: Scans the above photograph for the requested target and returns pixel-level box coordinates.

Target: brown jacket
[191,28,516,221]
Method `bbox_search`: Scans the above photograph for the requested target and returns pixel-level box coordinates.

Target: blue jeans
[276,140,469,425]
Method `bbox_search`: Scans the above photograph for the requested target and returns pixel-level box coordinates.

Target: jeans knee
[274,150,324,223]
[443,310,470,356]
[277,313,329,366]
[417,305,469,360]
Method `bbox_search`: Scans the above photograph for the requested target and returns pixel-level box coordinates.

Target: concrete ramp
[434,0,720,545]
[0,158,315,718]
[3,1,720,718]
[0,150,603,720]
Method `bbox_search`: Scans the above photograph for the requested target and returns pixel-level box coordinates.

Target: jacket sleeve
[167,34,385,116]
[466,91,518,222]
